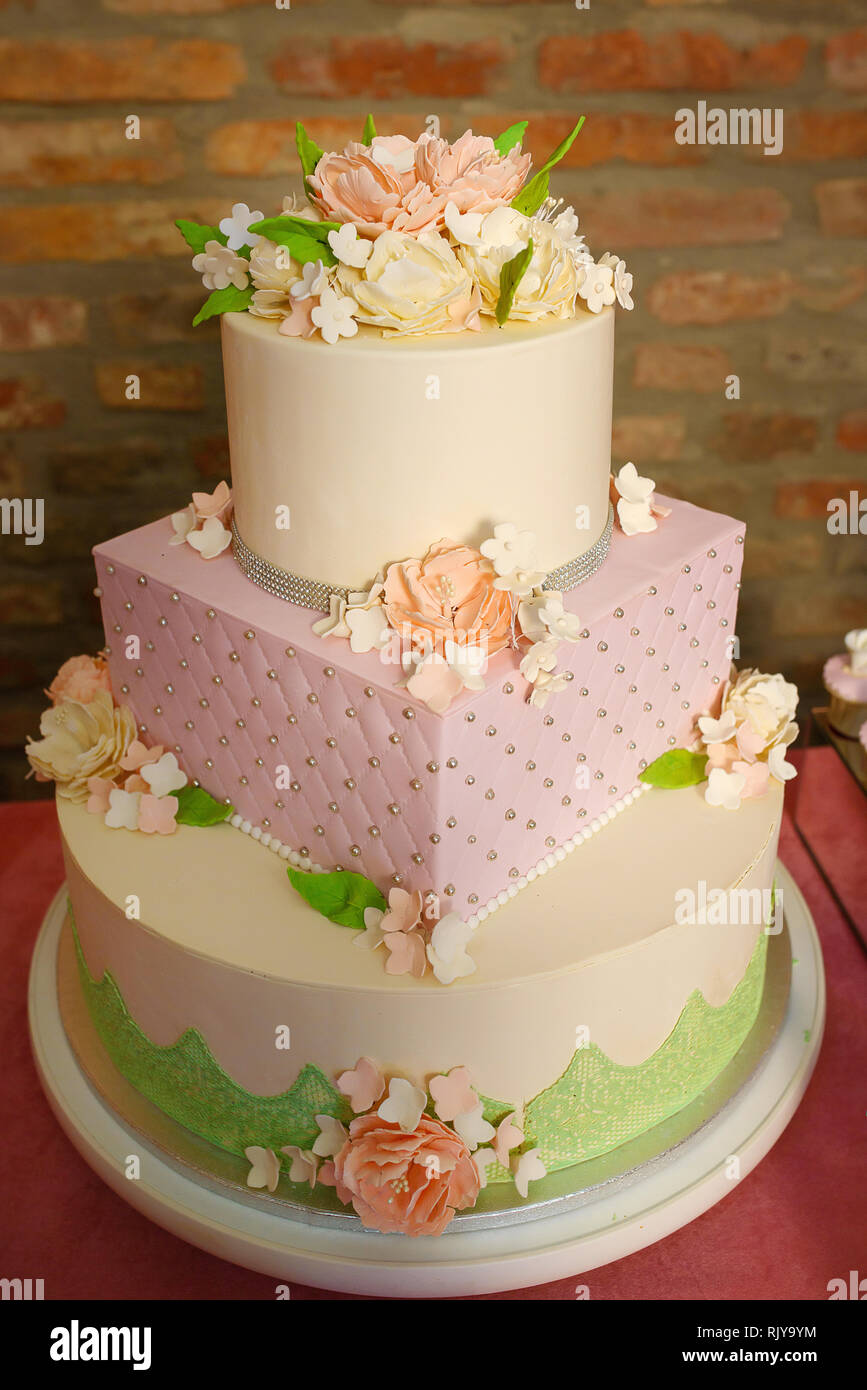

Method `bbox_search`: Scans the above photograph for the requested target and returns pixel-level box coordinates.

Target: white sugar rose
[455,207,579,322]
[337,230,473,337]
[26,691,137,803]
[721,668,799,750]
[248,239,303,319]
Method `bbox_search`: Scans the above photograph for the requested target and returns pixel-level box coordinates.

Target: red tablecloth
[2,765,865,1301]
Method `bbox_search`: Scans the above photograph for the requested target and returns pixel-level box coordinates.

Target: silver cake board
[29,862,824,1299]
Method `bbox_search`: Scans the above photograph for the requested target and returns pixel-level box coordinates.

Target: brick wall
[1,0,865,799]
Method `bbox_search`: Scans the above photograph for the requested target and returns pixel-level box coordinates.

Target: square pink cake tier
[93,497,743,917]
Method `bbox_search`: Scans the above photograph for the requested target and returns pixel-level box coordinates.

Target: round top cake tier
[221,307,614,596]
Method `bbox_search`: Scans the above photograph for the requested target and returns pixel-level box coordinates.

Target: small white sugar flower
[104,788,140,831]
[444,638,487,691]
[169,505,195,546]
[528,669,570,708]
[480,522,539,577]
[244,1145,281,1193]
[191,240,249,293]
[426,913,476,986]
[538,597,582,643]
[598,251,634,310]
[768,743,798,783]
[513,1148,546,1200]
[327,222,372,268]
[312,1115,348,1159]
[186,515,232,561]
[310,286,359,344]
[345,602,389,654]
[519,638,559,684]
[453,1102,496,1153]
[472,1148,498,1189]
[697,711,739,745]
[576,260,616,314]
[141,752,187,798]
[290,258,328,301]
[312,592,351,640]
[613,461,660,536]
[353,905,386,951]
[705,766,746,811]
[280,1145,318,1188]
[377,1077,427,1133]
[218,202,264,251]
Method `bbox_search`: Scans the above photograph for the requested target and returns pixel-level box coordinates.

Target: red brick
[269,37,508,99]
[104,0,278,10]
[189,433,230,479]
[0,296,87,350]
[763,109,867,162]
[107,288,219,344]
[0,199,226,264]
[836,412,867,452]
[714,413,818,463]
[826,28,867,92]
[0,118,183,189]
[646,267,866,324]
[538,30,808,93]
[816,178,867,237]
[633,342,732,392]
[612,414,685,462]
[0,39,245,102]
[0,583,63,628]
[579,187,789,249]
[94,363,205,411]
[742,533,823,580]
[765,336,867,383]
[775,478,865,521]
[0,379,66,429]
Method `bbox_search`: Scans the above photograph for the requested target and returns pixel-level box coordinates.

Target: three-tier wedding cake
[28,117,800,1237]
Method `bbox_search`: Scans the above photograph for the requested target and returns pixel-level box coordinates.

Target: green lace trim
[71,908,766,1182]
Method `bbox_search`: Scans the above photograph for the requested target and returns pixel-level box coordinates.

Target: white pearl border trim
[226,781,653,922]
[466,781,652,929]
[227,813,328,875]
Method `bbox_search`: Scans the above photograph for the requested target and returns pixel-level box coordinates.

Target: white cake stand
[29,862,824,1299]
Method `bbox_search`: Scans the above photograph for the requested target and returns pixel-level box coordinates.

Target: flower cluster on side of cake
[177,116,635,341]
[641,667,800,810]
[24,653,232,835]
[245,1058,542,1236]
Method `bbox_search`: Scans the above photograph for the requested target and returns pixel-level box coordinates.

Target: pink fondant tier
[93,496,744,916]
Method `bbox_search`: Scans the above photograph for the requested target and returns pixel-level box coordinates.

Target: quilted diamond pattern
[94,501,743,918]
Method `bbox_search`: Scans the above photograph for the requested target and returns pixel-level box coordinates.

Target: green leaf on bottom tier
[192,283,253,327]
[493,120,528,157]
[287,867,387,929]
[175,784,235,826]
[639,749,709,789]
[495,238,534,325]
[362,112,377,146]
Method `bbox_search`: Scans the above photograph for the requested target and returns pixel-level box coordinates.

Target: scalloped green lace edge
[70,906,766,1182]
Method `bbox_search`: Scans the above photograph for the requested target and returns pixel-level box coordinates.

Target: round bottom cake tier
[56,780,784,1224]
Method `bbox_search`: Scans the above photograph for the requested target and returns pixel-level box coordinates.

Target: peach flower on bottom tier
[330,1112,480,1236]
[47,654,112,707]
[383,538,514,660]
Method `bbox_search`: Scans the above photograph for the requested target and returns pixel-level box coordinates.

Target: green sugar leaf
[495,237,534,325]
[511,115,585,217]
[192,282,253,326]
[287,867,387,929]
[175,784,234,826]
[296,121,325,180]
[176,219,226,255]
[493,120,528,157]
[639,749,709,790]
[362,112,377,146]
[249,215,338,267]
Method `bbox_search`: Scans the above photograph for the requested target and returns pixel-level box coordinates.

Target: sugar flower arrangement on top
[178,115,634,341]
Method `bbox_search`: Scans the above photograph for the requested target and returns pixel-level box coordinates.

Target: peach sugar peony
[331,1111,480,1236]
[383,538,514,660]
[309,131,531,239]
[47,653,112,707]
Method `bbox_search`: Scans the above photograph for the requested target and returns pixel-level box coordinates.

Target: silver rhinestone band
[542,504,614,593]
[232,504,614,613]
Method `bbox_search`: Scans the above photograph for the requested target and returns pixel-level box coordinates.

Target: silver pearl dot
[306,756,317,767]
[446,815,457,827]
[307,693,318,704]
[724,564,733,574]
[503,682,514,694]
[597,708,607,718]
[158,617,167,627]
[467,834,477,844]
[206,609,216,620]
[389,733,401,744]
[285,646,295,656]
[114,624,122,634]
[106,565,115,575]
[526,760,536,771]
[239,775,249,786]
[597,641,608,652]
[205,758,214,770]
[346,707,357,718]
[349,845,361,857]
[185,719,195,731]
[368,757,380,769]
[153,705,162,715]
[363,686,375,698]
[409,778,423,791]
[465,712,476,723]
[505,809,516,820]
[120,684,129,694]
[199,698,209,708]
[485,725,497,737]
[402,707,415,720]
[614,607,624,618]
[544,715,554,727]
[368,826,380,838]
[325,736,337,749]
[244,630,255,641]
[544,778,554,788]
[274,799,283,809]
[124,601,133,612]
[487,851,497,861]
[468,894,479,905]
[411,853,424,865]
[444,884,455,895]
[179,658,189,670]
[255,757,264,768]
[213,675,222,685]
[323,666,335,678]
[392,874,403,886]
[446,757,458,768]
[290,781,301,792]
[344,777,357,790]
[287,714,297,724]
[465,775,475,786]
[527,819,536,830]
[484,789,495,801]
[430,833,441,844]
[269,735,278,745]
[170,593,180,603]
[236,718,246,729]
[426,761,439,773]
[218,736,228,746]
[267,669,277,680]
[314,825,324,836]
